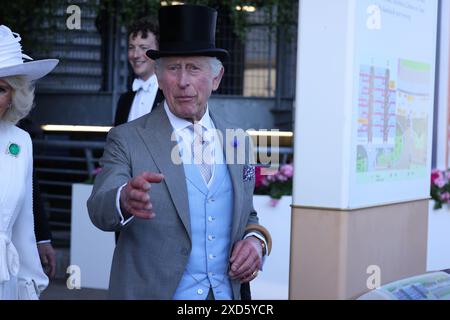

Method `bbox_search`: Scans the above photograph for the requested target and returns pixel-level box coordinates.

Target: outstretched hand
[120,172,164,219]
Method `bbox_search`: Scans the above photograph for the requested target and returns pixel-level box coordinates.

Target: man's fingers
[234,252,255,275]
[128,199,152,211]
[40,254,48,266]
[128,172,163,191]
[142,172,164,184]
[232,248,250,272]
[229,250,249,275]
[237,259,260,283]
[230,251,258,279]
[230,240,253,271]
[241,272,254,283]
[130,176,151,191]
[230,240,245,263]
[127,189,150,203]
[129,208,156,219]
[124,198,155,218]
[241,270,258,283]
[121,172,163,219]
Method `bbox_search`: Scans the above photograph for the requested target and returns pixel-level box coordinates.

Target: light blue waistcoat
[172,161,234,300]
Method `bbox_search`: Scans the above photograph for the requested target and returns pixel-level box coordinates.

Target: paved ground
[40,279,107,300]
[37,247,107,300]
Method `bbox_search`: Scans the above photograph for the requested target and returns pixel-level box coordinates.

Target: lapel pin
[7,142,20,157]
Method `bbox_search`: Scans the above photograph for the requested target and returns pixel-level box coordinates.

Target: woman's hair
[1,76,35,124]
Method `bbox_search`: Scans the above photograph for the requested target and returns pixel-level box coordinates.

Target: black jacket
[114,89,165,126]
[17,118,52,242]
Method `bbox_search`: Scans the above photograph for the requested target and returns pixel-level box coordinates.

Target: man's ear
[212,66,225,91]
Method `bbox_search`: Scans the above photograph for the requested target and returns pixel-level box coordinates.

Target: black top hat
[146,5,229,61]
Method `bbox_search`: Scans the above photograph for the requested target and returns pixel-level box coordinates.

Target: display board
[294,0,439,208]
[349,0,438,207]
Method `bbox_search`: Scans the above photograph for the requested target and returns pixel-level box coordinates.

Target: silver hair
[154,57,223,77]
[208,57,223,77]
[1,76,35,124]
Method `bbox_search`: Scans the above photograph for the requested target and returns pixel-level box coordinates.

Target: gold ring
[252,270,258,277]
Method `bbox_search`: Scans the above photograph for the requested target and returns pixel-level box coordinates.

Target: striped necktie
[190,124,212,184]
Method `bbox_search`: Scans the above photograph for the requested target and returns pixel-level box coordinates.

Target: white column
[291,0,439,299]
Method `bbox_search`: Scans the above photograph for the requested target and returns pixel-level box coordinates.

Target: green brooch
[7,142,20,157]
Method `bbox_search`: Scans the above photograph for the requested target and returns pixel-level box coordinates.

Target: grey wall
[33,92,114,126]
[33,92,280,130]
[209,96,275,130]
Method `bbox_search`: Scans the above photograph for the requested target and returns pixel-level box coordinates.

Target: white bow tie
[132,78,152,92]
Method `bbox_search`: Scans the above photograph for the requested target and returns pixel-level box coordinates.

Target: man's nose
[177,70,190,88]
[132,48,142,59]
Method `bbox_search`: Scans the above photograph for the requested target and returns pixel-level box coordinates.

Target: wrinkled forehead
[159,56,211,66]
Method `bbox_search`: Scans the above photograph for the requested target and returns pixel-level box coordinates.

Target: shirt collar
[132,74,157,92]
[163,101,214,134]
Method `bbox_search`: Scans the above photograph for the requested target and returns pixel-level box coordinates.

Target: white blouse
[0,120,48,299]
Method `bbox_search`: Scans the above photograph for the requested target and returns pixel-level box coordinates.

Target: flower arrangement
[430,168,450,209]
[254,164,293,205]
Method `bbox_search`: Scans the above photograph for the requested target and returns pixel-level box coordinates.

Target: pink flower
[436,178,446,188]
[266,174,276,183]
[275,172,288,182]
[435,177,446,189]
[431,169,440,184]
[269,198,279,207]
[432,169,445,188]
[254,164,293,200]
[442,192,450,202]
[431,169,450,209]
[279,164,293,178]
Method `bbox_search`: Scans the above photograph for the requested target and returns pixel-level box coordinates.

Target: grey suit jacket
[87,103,259,299]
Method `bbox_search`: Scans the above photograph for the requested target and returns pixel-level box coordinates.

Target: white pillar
[291,0,439,299]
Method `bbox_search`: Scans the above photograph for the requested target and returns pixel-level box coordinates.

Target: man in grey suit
[88,4,271,300]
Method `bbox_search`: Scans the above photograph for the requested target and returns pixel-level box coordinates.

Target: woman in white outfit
[0,25,58,299]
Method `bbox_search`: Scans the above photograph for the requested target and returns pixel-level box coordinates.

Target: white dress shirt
[127,74,159,122]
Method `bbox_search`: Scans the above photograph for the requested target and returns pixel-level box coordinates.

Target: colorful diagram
[356,59,431,182]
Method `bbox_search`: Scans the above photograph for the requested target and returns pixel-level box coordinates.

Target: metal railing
[33,139,105,247]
